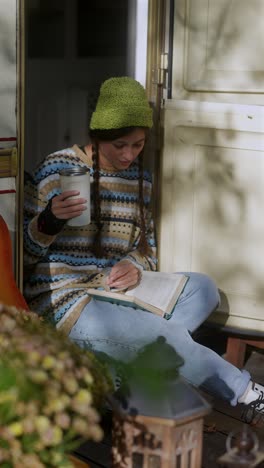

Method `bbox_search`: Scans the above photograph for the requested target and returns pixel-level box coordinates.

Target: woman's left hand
[106,261,141,290]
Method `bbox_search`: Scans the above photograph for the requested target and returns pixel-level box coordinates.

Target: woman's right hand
[51,191,87,220]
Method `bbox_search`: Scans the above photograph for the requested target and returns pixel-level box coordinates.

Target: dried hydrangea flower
[0,304,114,467]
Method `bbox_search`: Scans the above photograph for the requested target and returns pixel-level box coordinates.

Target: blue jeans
[69,272,250,406]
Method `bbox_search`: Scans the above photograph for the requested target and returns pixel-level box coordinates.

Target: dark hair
[89,127,150,257]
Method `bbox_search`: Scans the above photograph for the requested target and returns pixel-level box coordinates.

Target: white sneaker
[241,382,264,423]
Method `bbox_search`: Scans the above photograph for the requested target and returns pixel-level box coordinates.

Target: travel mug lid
[59,167,89,176]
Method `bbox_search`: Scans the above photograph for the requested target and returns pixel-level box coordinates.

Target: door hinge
[151,53,169,86]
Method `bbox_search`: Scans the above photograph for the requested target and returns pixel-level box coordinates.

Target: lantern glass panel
[188,450,192,468]
[132,452,143,467]
[148,454,161,467]
[176,454,181,468]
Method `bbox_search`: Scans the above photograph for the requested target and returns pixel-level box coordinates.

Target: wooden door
[158,0,264,333]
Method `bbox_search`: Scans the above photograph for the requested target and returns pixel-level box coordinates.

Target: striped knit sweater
[24,145,157,333]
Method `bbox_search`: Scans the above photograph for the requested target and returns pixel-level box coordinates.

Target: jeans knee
[195,273,220,310]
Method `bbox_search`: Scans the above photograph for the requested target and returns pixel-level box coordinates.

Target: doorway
[24,0,148,174]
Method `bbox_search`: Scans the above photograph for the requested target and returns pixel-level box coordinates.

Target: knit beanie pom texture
[90,77,153,130]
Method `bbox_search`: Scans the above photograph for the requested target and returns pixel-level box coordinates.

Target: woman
[24,76,263,420]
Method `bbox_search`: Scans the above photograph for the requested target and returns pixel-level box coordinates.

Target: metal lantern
[111,337,211,468]
[217,424,264,467]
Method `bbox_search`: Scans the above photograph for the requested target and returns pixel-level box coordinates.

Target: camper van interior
[24,0,148,174]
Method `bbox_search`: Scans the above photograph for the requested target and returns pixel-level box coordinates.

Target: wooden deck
[73,343,264,467]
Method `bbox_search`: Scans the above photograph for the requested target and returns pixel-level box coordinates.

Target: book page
[125,272,186,311]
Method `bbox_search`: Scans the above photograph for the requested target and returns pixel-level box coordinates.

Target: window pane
[148,454,161,468]
[27,0,65,58]
[176,454,181,468]
[132,452,144,468]
[77,0,128,57]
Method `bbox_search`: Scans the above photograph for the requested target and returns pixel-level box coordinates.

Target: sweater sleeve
[23,169,63,266]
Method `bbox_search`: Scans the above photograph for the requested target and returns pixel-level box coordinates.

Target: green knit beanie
[90,76,153,130]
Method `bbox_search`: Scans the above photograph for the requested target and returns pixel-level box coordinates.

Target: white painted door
[159,0,264,333]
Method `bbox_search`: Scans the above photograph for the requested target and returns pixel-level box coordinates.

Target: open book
[87,271,189,319]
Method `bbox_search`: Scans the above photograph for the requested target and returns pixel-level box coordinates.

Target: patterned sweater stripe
[24,145,157,331]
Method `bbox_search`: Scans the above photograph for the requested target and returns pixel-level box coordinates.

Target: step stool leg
[225,337,246,368]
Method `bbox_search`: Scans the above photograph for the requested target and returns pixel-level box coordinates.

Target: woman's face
[98,128,146,171]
